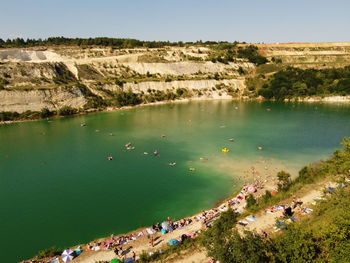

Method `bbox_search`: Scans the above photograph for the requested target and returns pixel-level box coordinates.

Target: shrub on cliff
[0,111,20,121]
[277,170,292,191]
[237,45,268,65]
[58,106,78,116]
[0,78,9,89]
[246,194,257,208]
[201,209,273,262]
[258,66,350,100]
[40,108,54,118]
[114,89,142,107]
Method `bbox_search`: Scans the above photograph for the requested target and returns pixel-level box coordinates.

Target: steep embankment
[0,87,87,113]
[1,43,350,115]
[257,42,350,69]
[0,47,251,114]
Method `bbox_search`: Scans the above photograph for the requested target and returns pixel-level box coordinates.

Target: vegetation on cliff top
[258,66,350,100]
[0,37,245,49]
[209,44,268,65]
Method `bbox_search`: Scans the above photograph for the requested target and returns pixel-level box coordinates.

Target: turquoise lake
[0,100,350,262]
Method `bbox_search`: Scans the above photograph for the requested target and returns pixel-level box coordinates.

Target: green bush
[258,66,350,100]
[277,170,292,191]
[0,111,20,121]
[40,108,54,118]
[58,106,78,116]
[201,209,273,262]
[114,89,142,107]
[237,45,268,65]
[246,194,257,208]
[176,88,185,96]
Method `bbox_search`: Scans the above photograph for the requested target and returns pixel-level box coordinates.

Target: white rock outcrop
[0,87,87,113]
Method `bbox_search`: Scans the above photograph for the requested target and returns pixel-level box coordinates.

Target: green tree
[277,170,292,191]
[40,108,53,118]
[58,106,77,116]
[246,194,257,208]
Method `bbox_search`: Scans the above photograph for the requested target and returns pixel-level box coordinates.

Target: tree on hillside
[277,170,292,191]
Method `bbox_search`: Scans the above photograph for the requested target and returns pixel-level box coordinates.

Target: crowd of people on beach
[79,215,200,261]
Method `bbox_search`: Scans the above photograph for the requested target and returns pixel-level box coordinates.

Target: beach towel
[304,208,313,214]
[146,228,156,235]
[314,197,326,200]
[246,216,257,222]
[238,221,249,226]
[220,206,228,212]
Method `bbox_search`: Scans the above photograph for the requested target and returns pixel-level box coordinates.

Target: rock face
[124,79,245,93]
[0,49,63,62]
[123,61,253,75]
[0,87,87,113]
[2,43,349,114]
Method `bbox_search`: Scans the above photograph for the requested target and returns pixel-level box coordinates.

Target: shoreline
[22,158,279,263]
[2,94,350,126]
[0,96,248,126]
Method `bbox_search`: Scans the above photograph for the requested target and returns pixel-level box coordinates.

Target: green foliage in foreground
[201,138,350,263]
[202,189,350,263]
[277,170,292,191]
[259,66,350,100]
[138,238,198,263]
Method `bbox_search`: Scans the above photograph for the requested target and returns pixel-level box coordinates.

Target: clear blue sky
[1,0,349,43]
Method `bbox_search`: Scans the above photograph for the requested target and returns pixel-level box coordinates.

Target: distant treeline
[259,66,350,100]
[0,37,245,49]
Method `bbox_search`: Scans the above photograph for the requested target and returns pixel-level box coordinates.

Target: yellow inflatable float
[221,147,230,153]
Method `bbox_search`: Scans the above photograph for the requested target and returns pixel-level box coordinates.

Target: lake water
[1,100,350,262]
